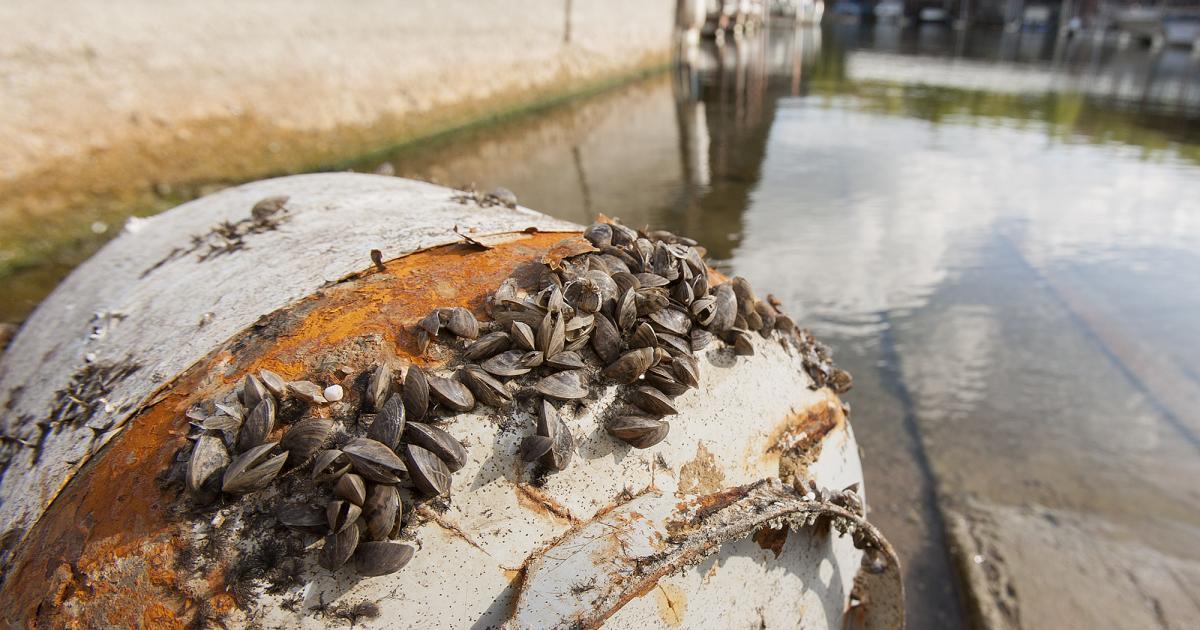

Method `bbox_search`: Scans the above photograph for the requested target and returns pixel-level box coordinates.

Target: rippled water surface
[9,22,1200,628]
[354,26,1200,628]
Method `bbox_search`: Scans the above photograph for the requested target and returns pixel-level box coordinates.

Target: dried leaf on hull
[187,435,229,493]
[355,542,415,577]
[405,422,468,472]
[542,236,598,270]
[428,375,476,412]
[404,443,452,497]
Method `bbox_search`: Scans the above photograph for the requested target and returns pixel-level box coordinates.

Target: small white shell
[323,384,345,402]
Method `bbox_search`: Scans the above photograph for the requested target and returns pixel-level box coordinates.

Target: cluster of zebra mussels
[179,217,850,580]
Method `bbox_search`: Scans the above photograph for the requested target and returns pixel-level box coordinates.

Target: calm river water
[7,23,1200,629]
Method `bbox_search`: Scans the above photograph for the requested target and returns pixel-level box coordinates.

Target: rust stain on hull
[752,526,789,558]
[677,442,725,496]
[766,397,846,482]
[514,483,577,523]
[0,231,574,629]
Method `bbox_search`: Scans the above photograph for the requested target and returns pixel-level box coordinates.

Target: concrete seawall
[0,0,674,222]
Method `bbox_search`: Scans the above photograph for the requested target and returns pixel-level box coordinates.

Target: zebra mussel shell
[367,364,394,412]
[335,473,368,506]
[404,443,451,497]
[464,331,511,361]
[602,347,656,384]
[404,422,468,472]
[428,375,475,412]
[236,396,275,452]
[277,502,326,534]
[459,365,512,407]
[176,215,833,581]
[364,484,401,541]
[355,542,415,577]
[343,438,408,484]
[327,499,362,533]
[607,415,670,449]
[222,442,287,494]
[368,394,406,451]
[628,386,678,416]
[187,434,229,494]
[403,364,429,419]
[445,307,480,339]
[312,449,352,482]
[319,522,360,571]
[281,417,334,463]
[534,370,589,400]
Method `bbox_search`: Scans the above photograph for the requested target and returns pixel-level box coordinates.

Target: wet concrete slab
[946,499,1200,629]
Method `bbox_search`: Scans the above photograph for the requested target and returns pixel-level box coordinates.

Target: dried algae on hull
[0,174,894,629]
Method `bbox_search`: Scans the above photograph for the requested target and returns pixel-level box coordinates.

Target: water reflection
[357,24,1200,626]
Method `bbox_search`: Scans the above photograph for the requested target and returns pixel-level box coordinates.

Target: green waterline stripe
[0,63,672,285]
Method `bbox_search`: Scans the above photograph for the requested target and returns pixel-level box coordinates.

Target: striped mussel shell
[607,415,670,449]
[367,394,406,450]
[363,484,401,542]
[281,417,334,464]
[186,434,229,494]
[404,421,468,472]
[367,364,394,412]
[355,542,416,577]
[221,442,287,494]
[459,365,512,407]
[342,438,408,484]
